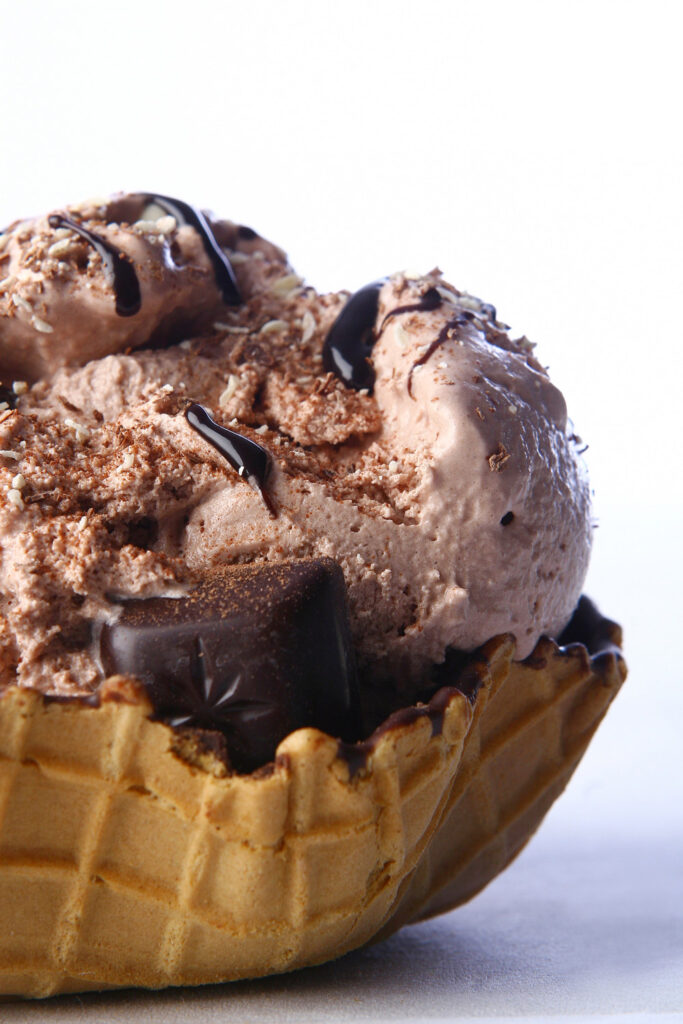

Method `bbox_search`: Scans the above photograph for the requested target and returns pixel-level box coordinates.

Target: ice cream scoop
[0,194,287,380]
[0,194,590,709]
[0,194,623,999]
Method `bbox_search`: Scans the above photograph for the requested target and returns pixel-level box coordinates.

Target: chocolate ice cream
[0,193,591,733]
[0,195,625,998]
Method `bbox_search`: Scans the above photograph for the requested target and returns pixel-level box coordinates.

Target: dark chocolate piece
[99,560,360,773]
[140,193,242,306]
[322,281,383,392]
[47,214,141,317]
[184,403,275,517]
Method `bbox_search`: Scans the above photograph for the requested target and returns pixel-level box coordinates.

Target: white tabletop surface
[1,0,681,1018]
[3,835,681,1023]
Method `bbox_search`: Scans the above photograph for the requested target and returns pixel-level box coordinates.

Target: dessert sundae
[0,195,625,997]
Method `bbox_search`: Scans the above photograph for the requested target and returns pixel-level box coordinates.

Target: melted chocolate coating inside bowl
[99,559,360,772]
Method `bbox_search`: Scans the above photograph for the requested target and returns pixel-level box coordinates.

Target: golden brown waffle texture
[0,620,625,998]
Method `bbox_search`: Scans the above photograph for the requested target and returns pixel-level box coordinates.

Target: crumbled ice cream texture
[0,194,592,699]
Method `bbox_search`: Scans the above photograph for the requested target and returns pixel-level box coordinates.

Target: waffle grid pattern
[0,632,624,998]
[0,684,472,997]
[388,638,626,930]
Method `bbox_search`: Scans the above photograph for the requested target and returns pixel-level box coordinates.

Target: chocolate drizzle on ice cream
[0,192,279,381]
[0,194,594,773]
[407,315,468,398]
[322,282,448,394]
[184,402,276,517]
[47,214,142,317]
[137,194,242,306]
[322,281,383,391]
[377,286,443,335]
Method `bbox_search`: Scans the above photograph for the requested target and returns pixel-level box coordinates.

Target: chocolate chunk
[99,559,360,772]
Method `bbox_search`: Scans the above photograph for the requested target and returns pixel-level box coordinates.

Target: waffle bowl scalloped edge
[0,598,626,998]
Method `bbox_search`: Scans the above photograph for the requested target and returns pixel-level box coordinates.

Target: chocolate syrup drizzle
[140,194,242,306]
[322,282,383,392]
[377,286,442,336]
[323,284,447,394]
[185,403,276,516]
[47,214,141,317]
[407,312,474,398]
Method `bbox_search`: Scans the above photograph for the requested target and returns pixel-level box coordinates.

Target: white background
[1,0,681,1019]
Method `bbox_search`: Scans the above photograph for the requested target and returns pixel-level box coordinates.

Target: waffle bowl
[0,598,625,999]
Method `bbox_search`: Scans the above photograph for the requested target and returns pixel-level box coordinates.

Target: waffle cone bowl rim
[0,598,626,999]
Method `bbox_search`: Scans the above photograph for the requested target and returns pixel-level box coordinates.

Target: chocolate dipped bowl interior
[0,195,625,997]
